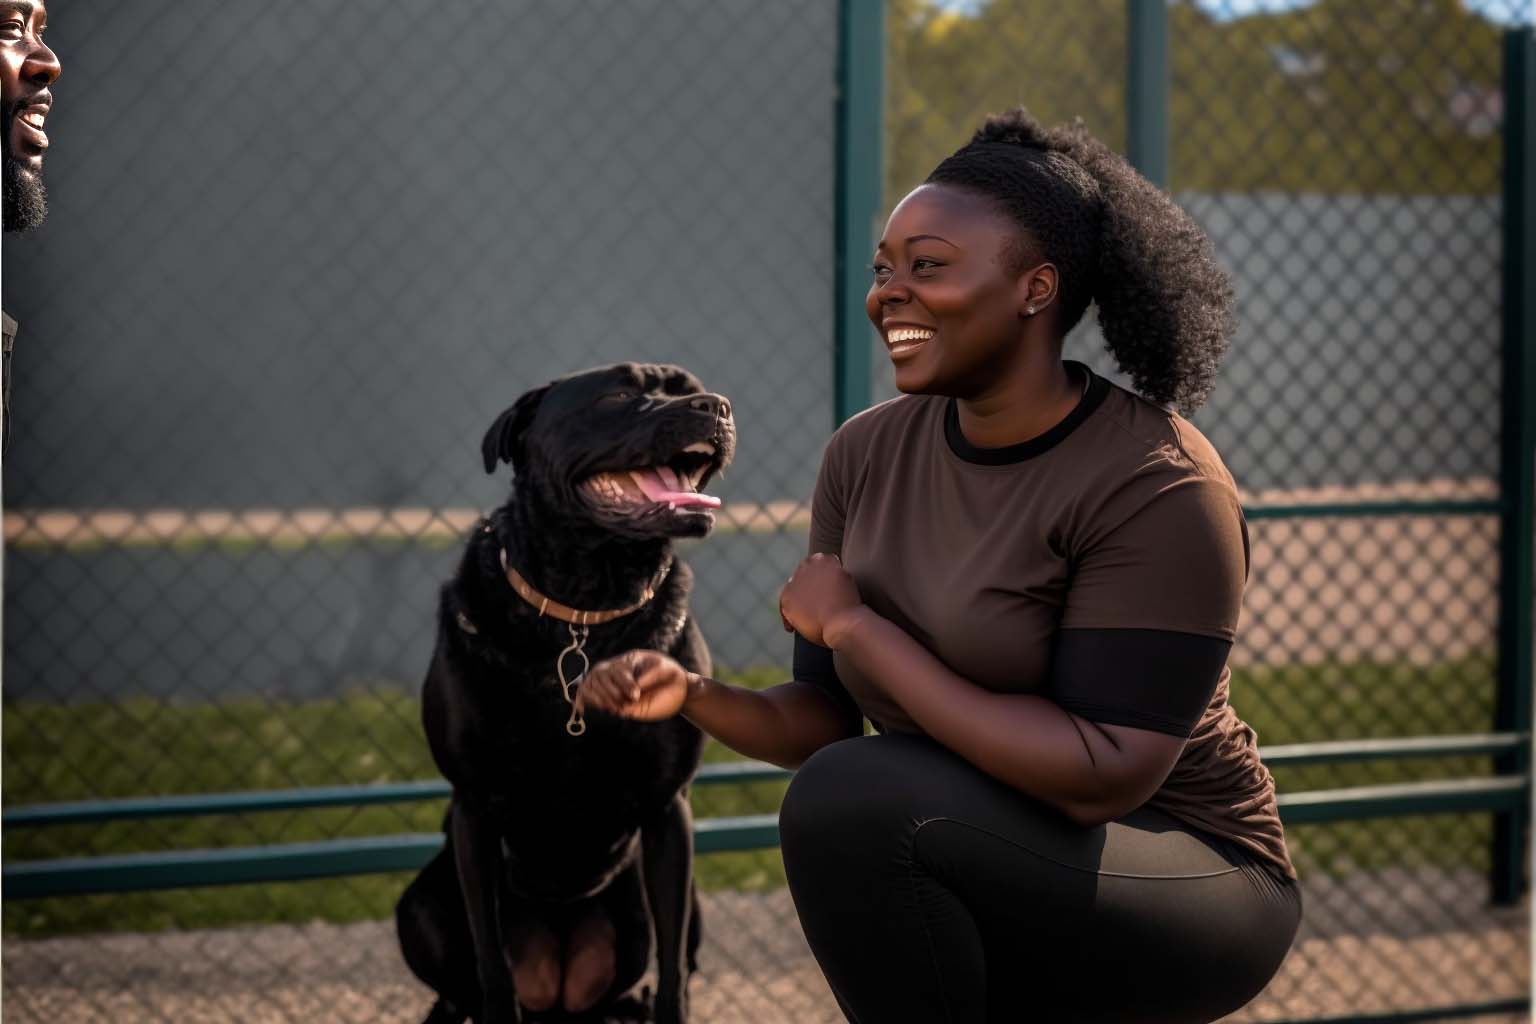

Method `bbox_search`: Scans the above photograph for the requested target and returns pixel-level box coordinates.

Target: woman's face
[865,184,1039,397]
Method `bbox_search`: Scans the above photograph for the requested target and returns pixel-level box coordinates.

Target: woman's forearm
[824,607,1154,824]
[681,676,859,770]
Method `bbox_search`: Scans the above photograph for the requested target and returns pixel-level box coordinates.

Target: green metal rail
[1259,1002,1534,1024]
[5,733,1524,831]
[5,734,1528,900]
[2,759,796,899]
[12,773,1523,903]
[2,762,791,828]
[1240,499,1500,520]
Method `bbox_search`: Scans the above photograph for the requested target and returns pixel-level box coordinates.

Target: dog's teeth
[591,473,624,501]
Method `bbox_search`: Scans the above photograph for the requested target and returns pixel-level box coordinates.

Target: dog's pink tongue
[630,468,722,509]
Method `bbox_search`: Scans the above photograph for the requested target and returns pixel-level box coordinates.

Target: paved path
[4,872,1527,1023]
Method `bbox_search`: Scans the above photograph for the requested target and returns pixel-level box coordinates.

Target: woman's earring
[1026,305,1036,315]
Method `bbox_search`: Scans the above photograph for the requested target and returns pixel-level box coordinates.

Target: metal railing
[6,734,1528,903]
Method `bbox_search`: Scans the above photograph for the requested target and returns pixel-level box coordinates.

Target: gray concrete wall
[2,0,838,511]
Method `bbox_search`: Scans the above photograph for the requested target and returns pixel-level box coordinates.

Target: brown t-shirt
[808,361,1296,880]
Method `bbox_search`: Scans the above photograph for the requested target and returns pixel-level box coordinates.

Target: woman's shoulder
[1083,378,1239,494]
[812,395,940,515]
[825,393,943,457]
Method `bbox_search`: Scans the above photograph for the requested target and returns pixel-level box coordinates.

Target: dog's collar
[498,546,671,626]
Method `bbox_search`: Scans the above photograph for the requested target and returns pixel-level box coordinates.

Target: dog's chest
[432,556,703,825]
[452,667,694,811]
[475,732,689,844]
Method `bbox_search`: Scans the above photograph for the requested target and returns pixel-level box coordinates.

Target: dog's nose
[690,394,731,420]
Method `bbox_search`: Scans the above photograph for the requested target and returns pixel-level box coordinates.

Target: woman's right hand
[579,649,697,721]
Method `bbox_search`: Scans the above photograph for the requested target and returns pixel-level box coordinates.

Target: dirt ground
[4,870,1527,1023]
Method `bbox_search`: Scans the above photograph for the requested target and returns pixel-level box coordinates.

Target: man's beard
[2,102,48,233]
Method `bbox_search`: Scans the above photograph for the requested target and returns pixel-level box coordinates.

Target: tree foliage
[885,0,1508,206]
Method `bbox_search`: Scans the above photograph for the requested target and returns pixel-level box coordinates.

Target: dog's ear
[481,384,552,474]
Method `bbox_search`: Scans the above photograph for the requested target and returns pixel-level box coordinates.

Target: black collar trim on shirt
[943,360,1110,466]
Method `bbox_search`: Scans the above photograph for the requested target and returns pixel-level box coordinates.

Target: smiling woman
[580,105,1303,1024]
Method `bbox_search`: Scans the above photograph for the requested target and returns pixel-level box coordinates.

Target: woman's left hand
[779,552,865,648]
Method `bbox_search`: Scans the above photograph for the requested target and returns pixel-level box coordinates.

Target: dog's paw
[480,987,524,1024]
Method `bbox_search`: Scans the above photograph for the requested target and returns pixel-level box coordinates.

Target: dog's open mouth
[580,441,723,513]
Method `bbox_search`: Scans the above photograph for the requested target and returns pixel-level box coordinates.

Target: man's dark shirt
[2,310,16,453]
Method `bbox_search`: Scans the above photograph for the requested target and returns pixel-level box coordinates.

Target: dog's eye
[601,391,635,404]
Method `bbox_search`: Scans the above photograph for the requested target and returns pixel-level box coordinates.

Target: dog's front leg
[641,791,695,1024]
[450,798,521,1023]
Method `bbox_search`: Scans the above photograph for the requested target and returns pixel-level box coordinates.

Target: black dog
[396,363,736,1024]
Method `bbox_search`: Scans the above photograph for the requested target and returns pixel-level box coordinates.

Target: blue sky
[1203,0,1530,22]
[933,0,1533,25]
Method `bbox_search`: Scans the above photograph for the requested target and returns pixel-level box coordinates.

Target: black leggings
[778,732,1302,1024]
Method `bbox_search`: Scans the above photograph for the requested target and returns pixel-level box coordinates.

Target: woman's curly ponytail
[926,107,1235,415]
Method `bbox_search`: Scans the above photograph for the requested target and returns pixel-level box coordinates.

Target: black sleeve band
[1047,628,1231,737]
[794,633,864,729]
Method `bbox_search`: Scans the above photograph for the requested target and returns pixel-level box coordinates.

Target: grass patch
[2,657,1511,937]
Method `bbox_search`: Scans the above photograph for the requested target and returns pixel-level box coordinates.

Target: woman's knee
[780,734,942,860]
[780,738,858,844]
[783,737,888,841]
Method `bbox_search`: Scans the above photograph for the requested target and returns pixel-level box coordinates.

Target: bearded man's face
[1,0,60,233]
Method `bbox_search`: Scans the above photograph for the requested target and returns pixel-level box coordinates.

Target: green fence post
[1494,25,1535,907]
[834,0,884,425]
[1125,0,1169,188]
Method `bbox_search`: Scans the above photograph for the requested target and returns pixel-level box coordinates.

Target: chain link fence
[3,0,1531,1021]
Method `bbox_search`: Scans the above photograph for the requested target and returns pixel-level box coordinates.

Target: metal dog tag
[557,622,590,736]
